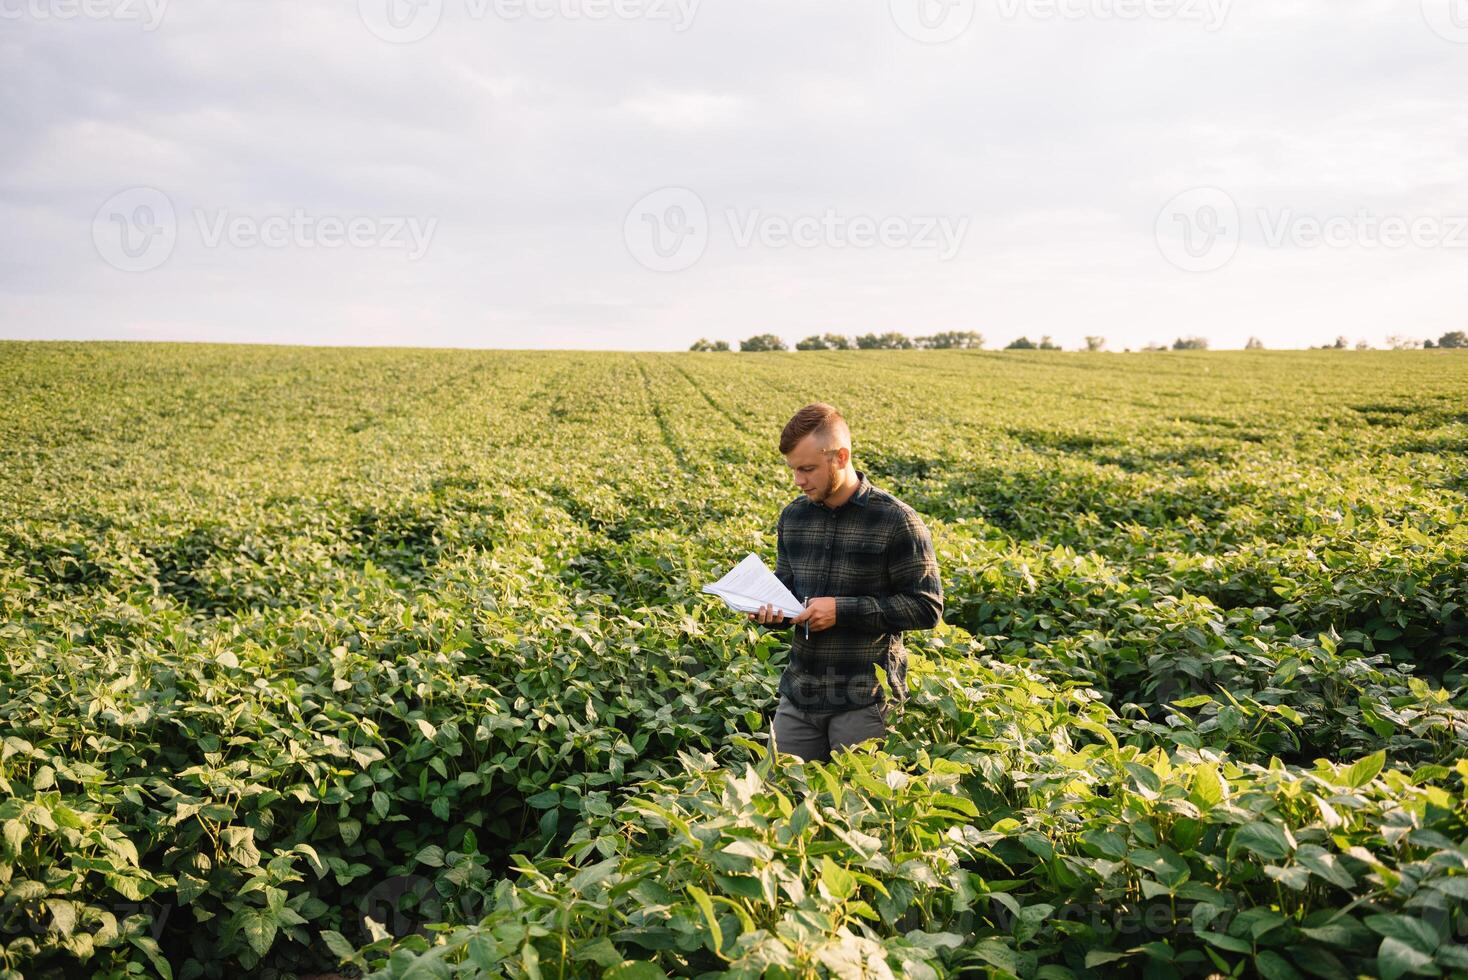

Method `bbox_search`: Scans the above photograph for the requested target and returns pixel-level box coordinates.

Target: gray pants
[771,695,890,763]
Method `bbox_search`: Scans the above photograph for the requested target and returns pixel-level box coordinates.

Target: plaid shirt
[769,470,943,712]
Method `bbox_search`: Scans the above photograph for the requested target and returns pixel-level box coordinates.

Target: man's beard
[808,466,835,501]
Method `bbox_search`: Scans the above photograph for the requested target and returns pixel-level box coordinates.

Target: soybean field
[2,342,1467,980]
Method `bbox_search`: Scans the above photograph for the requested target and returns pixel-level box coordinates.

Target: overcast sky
[2,0,1465,351]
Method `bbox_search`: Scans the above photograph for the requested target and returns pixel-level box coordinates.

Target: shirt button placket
[823,511,835,595]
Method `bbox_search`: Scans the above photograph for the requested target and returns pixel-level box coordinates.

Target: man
[749,403,943,763]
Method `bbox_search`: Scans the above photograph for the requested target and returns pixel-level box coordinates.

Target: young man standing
[749,403,943,762]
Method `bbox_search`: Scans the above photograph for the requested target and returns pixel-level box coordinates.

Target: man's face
[784,434,842,502]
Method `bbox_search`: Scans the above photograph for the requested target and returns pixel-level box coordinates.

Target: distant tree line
[1406,331,1466,349]
[1004,335,1062,350]
[692,331,988,352]
[1312,331,1466,350]
[689,329,1468,352]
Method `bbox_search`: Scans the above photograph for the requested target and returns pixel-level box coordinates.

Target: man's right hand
[747,604,792,626]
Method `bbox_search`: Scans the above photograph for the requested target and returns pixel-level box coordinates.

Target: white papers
[702,553,805,620]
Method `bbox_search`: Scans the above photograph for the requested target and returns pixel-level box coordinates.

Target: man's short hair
[780,403,850,455]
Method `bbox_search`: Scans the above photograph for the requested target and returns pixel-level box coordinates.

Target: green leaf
[965,938,1022,975]
[820,856,857,902]
[723,838,775,862]
[1264,864,1311,891]
[106,873,153,901]
[574,937,624,968]
[1255,950,1303,980]
[221,826,261,867]
[1198,930,1253,953]
[44,899,77,936]
[129,934,174,980]
[1364,915,1440,953]
[176,872,210,905]
[1082,829,1128,860]
[1376,937,1436,980]
[1230,821,1292,861]
[1295,845,1355,889]
[1191,765,1225,807]
[1299,919,1366,949]
[1072,717,1118,749]
[685,884,724,958]
[521,941,542,980]
[3,819,27,854]
[321,929,357,960]
[1343,750,1386,789]
[240,908,277,957]
[570,858,619,893]
[604,963,670,980]
[1084,950,1130,968]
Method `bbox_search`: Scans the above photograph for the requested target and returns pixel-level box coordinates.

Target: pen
[803,596,809,640]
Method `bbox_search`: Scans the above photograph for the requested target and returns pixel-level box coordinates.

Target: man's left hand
[791,597,836,633]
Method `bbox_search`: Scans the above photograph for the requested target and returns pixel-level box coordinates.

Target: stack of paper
[702,553,805,619]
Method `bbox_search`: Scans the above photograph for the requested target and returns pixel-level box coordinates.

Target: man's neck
[821,467,861,509]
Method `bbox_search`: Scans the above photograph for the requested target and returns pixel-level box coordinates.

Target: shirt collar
[807,469,870,511]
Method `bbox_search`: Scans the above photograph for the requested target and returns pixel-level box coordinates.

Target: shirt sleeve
[834,511,943,633]
[774,509,797,597]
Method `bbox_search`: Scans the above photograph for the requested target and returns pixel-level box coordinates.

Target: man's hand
[792,597,837,633]
[747,604,792,626]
